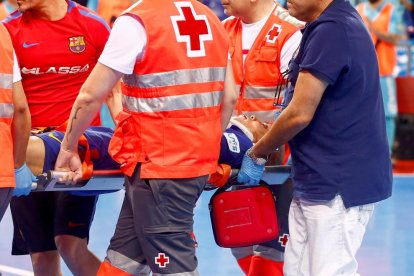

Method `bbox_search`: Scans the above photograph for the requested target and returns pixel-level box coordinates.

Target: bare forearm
[105,81,122,124]
[12,108,31,168]
[12,81,31,168]
[62,63,124,151]
[221,61,237,131]
[220,98,236,132]
[252,108,309,158]
[62,92,103,151]
[373,30,401,44]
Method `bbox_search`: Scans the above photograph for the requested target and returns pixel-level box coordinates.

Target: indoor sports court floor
[0,175,413,276]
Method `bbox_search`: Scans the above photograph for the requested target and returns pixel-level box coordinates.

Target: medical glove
[13,163,36,197]
[237,151,265,185]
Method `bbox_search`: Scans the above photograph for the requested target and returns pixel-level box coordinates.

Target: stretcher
[31,165,291,192]
[31,170,125,192]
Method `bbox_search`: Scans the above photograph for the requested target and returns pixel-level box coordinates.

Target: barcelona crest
[68,36,86,54]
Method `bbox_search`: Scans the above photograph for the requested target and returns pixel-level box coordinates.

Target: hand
[55,148,83,184]
[237,149,265,185]
[13,163,36,197]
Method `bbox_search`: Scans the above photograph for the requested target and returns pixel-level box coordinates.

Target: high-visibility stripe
[0,73,13,89]
[122,67,226,88]
[244,85,284,99]
[0,103,14,118]
[106,249,151,275]
[123,91,223,113]
[234,110,275,123]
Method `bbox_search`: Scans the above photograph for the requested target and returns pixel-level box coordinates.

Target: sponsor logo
[22,42,40,48]
[223,132,240,153]
[69,36,86,53]
[21,64,90,75]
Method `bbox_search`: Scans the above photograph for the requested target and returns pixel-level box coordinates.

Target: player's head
[16,0,59,13]
[233,114,270,143]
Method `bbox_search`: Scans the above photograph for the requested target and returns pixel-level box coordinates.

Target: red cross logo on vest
[278,233,289,247]
[171,2,212,57]
[266,24,282,44]
[155,253,170,268]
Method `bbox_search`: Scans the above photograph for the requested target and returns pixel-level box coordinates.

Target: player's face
[235,114,270,143]
[221,0,251,19]
[16,0,43,13]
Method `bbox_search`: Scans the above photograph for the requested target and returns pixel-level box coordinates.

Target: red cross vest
[96,0,132,27]
[357,2,396,76]
[224,5,303,122]
[108,0,229,178]
[0,23,15,188]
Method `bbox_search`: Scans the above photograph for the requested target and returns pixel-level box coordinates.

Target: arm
[55,63,123,182]
[104,81,122,124]
[12,81,31,168]
[251,71,328,158]
[400,0,413,12]
[220,61,238,131]
[365,13,402,45]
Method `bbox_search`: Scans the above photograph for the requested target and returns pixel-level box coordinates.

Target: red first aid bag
[209,182,278,248]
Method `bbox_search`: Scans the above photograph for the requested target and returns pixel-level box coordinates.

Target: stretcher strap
[208,164,232,188]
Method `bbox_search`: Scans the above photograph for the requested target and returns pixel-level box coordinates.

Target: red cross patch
[155,253,170,268]
[266,24,282,44]
[279,233,289,247]
[171,2,212,57]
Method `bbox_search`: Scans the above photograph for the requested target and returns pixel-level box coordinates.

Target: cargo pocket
[108,111,140,175]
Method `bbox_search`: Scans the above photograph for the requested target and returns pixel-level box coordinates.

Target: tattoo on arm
[67,107,82,146]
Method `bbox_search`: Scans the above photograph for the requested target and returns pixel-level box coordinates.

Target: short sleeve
[300,22,349,85]
[98,16,147,75]
[13,51,21,83]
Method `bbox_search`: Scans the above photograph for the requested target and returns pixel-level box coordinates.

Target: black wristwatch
[247,148,267,165]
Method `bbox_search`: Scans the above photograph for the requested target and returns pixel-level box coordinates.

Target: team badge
[68,36,86,54]
[266,24,282,44]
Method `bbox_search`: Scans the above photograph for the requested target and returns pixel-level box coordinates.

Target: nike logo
[68,221,86,227]
[22,42,40,48]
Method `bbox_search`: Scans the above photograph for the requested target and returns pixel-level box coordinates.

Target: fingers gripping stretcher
[31,125,124,193]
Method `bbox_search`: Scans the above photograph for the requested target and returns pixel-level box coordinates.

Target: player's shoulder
[68,0,110,31]
[1,9,22,26]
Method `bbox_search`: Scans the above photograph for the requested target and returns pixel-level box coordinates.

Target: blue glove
[13,163,36,197]
[237,150,265,185]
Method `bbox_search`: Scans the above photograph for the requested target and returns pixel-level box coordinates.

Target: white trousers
[284,195,374,276]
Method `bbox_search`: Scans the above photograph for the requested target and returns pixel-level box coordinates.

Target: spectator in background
[357,0,403,152]
[0,0,17,20]
[400,0,414,38]
[87,0,135,27]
